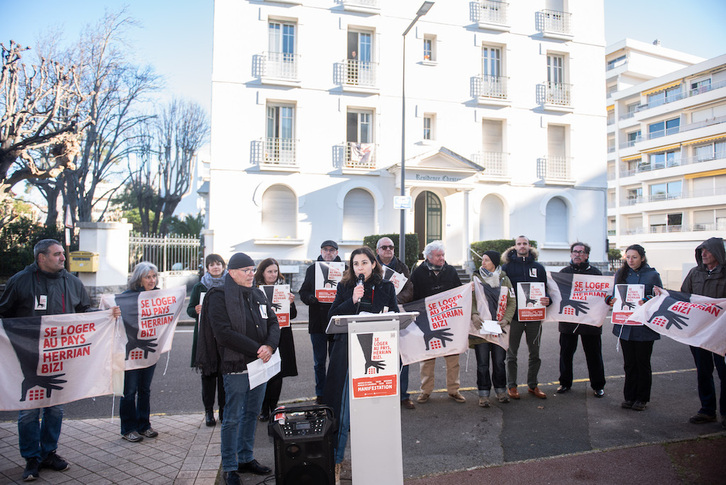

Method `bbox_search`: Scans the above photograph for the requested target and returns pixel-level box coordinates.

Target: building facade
[207,0,607,272]
[606,40,725,287]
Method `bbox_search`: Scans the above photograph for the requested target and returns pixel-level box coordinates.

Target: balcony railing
[537,156,570,180]
[473,75,508,99]
[345,142,376,169]
[636,79,726,112]
[622,185,726,205]
[263,137,298,166]
[472,151,508,177]
[541,82,572,106]
[255,52,300,81]
[341,59,378,88]
[471,1,509,25]
[536,9,572,35]
[647,125,681,140]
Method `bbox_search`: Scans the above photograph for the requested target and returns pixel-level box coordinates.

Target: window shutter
[342,189,374,240]
[261,185,297,238]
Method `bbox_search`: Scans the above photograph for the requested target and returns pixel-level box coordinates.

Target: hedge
[469,238,538,268]
[362,233,420,270]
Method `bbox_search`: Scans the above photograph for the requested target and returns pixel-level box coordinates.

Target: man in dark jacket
[0,239,90,481]
[556,242,606,397]
[299,240,342,403]
[409,241,465,403]
[681,237,726,428]
[501,236,550,400]
[376,237,416,409]
[206,252,280,485]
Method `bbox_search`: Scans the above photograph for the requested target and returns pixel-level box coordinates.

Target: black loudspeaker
[268,404,335,485]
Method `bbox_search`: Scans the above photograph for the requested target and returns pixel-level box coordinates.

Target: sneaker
[632,401,647,411]
[449,392,466,403]
[496,392,510,403]
[478,396,490,408]
[689,413,717,424]
[416,393,430,403]
[621,401,634,409]
[122,431,143,442]
[141,428,158,438]
[593,389,605,398]
[223,471,241,485]
[39,451,69,471]
[22,458,39,481]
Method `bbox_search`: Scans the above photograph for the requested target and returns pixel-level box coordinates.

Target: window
[482,45,502,78]
[690,78,711,95]
[423,34,436,62]
[342,189,374,241]
[346,109,375,166]
[694,209,726,231]
[545,54,569,105]
[547,54,564,84]
[423,113,435,140]
[626,103,639,115]
[478,45,506,99]
[626,187,642,204]
[626,130,641,146]
[266,103,295,164]
[481,119,505,175]
[261,185,297,238]
[647,85,681,107]
[625,215,642,234]
[607,55,626,70]
[649,180,681,201]
[347,30,374,86]
[692,175,726,198]
[545,197,568,244]
[694,140,726,162]
[650,213,682,233]
[267,20,296,79]
[649,149,680,170]
[648,117,679,139]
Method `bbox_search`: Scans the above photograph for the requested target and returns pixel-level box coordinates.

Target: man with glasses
[376,237,415,409]
[556,242,606,397]
[300,240,342,404]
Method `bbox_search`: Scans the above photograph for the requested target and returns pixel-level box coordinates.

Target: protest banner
[262,284,291,328]
[612,284,645,325]
[628,290,726,356]
[0,311,116,411]
[101,286,186,370]
[545,273,614,326]
[351,330,398,399]
[382,266,408,296]
[470,279,510,350]
[315,261,345,303]
[516,282,546,321]
[400,283,472,365]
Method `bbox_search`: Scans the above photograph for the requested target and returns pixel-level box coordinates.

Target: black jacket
[299,255,343,334]
[681,237,726,299]
[559,261,603,335]
[410,262,462,301]
[377,256,414,304]
[612,264,662,342]
[501,247,550,321]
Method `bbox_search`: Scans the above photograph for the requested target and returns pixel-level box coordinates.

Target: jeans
[559,333,606,390]
[18,405,63,460]
[400,361,410,400]
[620,339,654,403]
[506,320,543,389]
[474,342,506,396]
[221,373,266,472]
[690,346,726,417]
[335,373,350,464]
[120,364,156,435]
[310,333,334,397]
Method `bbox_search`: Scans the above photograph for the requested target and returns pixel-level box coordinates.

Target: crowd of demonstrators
[187,254,227,427]
[410,241,465,404]
[324,246,399,483]
[611,244,662,412]
[470,250,516,407]
[556,242,607,398]
[254,258,298,422]
[299,240,341,404]
[501,236,551,400]
[681,237,726,427]
[376,236,416,409]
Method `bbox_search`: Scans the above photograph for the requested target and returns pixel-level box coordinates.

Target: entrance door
[414,191,442,254]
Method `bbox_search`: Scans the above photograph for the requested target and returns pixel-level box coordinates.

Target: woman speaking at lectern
[324,246,399,482]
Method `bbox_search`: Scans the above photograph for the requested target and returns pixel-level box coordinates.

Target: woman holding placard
[254,258,298,422]
[611,244,662,412]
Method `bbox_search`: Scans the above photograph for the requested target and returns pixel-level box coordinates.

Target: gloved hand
[471,313,483,330]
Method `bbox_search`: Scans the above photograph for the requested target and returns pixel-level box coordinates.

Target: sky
[2,0,724,121]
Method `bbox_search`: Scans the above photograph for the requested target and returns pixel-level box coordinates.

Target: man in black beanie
[203,252,280,485]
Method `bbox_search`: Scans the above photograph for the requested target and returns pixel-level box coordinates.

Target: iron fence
[129,234,202,273]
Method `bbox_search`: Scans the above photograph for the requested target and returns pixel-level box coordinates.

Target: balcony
[253,52,300,86]
[622,185,726,206]
[336,60,379,93]
[647,125,681,140]
[636,79,726,113]
[536,9,572,40]
[472,151,508,178]
[472,75,509,105]
[341,0,380,14]
[537,156,573,184]
[252,138,299,169]
[470,1,509,31]
[538,82,572,111]
[345,142,376,169]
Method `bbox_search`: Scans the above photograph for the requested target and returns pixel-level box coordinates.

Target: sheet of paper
[479,320,502,335]
[247,349,281,389]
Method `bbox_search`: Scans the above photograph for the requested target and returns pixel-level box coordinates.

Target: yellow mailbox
[68,251,99,272]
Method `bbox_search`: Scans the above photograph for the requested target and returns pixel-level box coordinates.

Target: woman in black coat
[324,246,399,477]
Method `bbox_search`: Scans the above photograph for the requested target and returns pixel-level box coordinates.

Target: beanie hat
[483,250,501,267]
[228,252,254,270]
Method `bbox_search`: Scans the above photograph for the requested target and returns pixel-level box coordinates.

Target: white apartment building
[606,40,726,287]
[207,0,607,271]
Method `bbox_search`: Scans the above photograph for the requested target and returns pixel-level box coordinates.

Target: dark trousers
[690,346,726,417]
[559,333,606,390]
[201,373,225,413]
[620,339,654,403]
[475,341,506,394]
[120,364,156,435]
[261,374,284,417]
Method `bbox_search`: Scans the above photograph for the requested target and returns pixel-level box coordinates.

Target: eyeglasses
[234,268,255,274]
[379,245,395,250]
[571,250,587,255]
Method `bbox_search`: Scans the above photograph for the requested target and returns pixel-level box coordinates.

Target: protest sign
[351,330,398,399]
[516,282,546,321]
[315,262,345,303]
[612,284,645,325]
[545,273,614,326]
[262,285,291,328]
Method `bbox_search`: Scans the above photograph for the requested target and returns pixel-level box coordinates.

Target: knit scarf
[479,265,502,288]
[201,270,227,290]
[424,260,444,272]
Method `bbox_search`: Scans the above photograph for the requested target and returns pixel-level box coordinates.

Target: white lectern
[327,312,418,485]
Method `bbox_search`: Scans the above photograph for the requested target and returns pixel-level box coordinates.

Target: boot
[205,409,216,427]
[218,407,224,424]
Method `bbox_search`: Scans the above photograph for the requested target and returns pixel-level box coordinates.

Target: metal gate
[128,234,202,273]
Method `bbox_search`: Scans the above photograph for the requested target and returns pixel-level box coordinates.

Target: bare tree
[129,98,208,234]
[0,40,88,223]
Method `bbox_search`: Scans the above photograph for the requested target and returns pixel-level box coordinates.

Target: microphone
[357,273,365,286]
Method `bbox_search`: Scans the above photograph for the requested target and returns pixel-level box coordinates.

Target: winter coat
[501,246,550,321]
[377,255,414,304]
[559,261,603,335]
[469,269,516,347]
[612,264,662,341]
[681,237,726,299]
[299,255,343,334]
[410,262,462,301]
